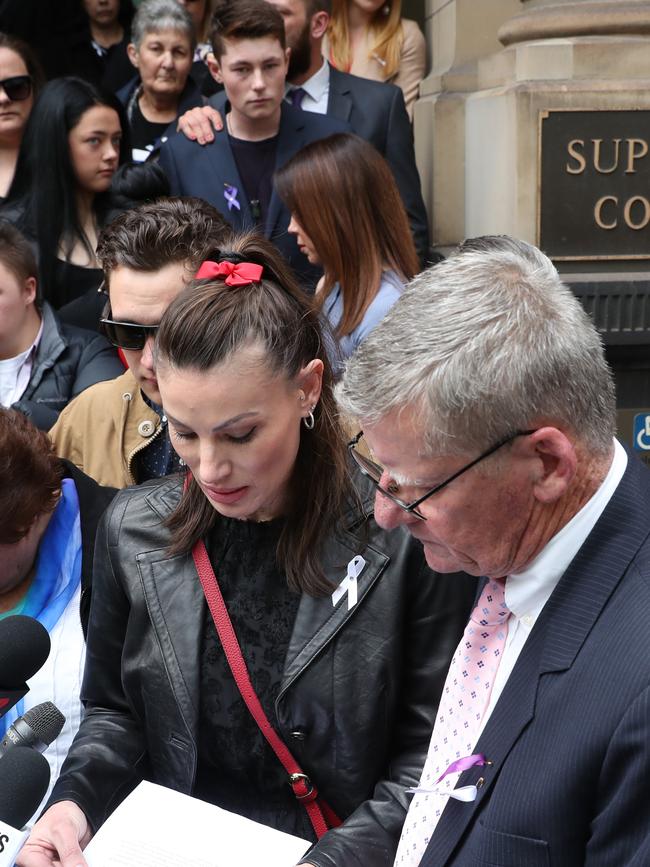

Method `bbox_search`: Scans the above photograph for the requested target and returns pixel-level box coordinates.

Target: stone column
[415,0,522,248]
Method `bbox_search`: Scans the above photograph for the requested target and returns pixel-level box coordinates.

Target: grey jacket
[12,302,123,430]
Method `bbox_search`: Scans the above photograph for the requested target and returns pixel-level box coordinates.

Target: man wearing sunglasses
[49,197,229,488]
[337,236,650,866]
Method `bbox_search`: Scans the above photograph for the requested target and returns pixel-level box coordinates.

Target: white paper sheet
[83,781,311,867]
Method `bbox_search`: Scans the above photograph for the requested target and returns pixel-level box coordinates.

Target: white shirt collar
[286,59,330,104]
[506,438,628,621]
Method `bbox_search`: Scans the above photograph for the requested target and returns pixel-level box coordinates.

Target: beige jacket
[49,369,163,488]
[323,19,426,120]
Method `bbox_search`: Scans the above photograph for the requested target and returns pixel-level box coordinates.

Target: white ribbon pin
[405,784,478,802]
[331,555,366,610]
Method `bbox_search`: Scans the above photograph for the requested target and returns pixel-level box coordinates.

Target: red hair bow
[195,260,263,286]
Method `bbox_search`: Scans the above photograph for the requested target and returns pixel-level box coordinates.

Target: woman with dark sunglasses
[17,231,476,867]
[0,33,44,201]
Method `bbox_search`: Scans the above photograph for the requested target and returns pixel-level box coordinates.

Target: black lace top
[193,515,313,840]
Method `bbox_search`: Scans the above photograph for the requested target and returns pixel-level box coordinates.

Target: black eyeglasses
[0,75,32,102]
[348,429,536,520]
[100,306,159,350]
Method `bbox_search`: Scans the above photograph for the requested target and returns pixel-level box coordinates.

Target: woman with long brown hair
[325,0,425,119]
[18,231,475,867]
[276,132,419,377]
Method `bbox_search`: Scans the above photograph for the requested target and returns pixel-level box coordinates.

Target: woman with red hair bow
[18,232,475,867]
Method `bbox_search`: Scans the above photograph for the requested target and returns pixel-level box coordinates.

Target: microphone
[0,616,51,720]
[0,747,50,864]
[0,702,65,758]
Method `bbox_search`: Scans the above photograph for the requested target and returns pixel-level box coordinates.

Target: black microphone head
[0,746,50,828]
[22,702,65,746]
[0,616,50,685]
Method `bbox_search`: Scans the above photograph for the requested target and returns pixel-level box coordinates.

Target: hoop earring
[303,409,315,430]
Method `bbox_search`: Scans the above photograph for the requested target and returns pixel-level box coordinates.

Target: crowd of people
[1,2,650,867]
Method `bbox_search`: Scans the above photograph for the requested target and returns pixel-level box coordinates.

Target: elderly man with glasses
[338,235,650,867]
[49,197,229,488]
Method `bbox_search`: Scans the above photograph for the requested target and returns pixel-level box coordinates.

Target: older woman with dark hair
[0,408,115,822]
[119,0,203,161]
[0,33,44,200]
[18,231,476,867]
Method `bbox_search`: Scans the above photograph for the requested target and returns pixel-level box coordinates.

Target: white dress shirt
[0,318,43,407]
[24,584,86,826]
[285,60,330,115]
[476,437,628,739]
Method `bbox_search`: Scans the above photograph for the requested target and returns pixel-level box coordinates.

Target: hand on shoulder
[176,105,224,145]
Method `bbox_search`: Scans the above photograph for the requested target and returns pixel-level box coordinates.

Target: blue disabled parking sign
[633,414,650,451]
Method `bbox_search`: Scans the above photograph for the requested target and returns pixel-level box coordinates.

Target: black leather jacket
[49,473,476,866]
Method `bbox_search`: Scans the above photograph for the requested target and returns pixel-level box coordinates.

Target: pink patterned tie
[394,579,510,866]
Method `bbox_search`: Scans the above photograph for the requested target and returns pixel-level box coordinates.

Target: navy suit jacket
[159,99,348,289]
[420,448,650,866]
[326,66,429,265]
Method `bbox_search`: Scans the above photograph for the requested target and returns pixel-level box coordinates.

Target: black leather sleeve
[301,540,476,867]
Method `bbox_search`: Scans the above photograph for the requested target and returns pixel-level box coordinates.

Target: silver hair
[131,0,196,51]
[337,235,616,456]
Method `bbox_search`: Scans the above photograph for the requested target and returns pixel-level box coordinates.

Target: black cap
[0,747,50,828]
[0,616,50,686]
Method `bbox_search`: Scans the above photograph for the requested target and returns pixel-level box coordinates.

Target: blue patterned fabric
[0,478,82,735]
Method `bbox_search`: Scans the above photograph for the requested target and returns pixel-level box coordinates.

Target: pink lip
[202,484,249,505]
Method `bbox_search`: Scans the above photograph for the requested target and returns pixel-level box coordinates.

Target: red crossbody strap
[192,539,341,840]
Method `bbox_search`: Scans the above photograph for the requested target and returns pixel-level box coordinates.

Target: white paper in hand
[83,780,311,867]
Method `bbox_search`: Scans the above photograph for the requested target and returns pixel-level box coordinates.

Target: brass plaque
[539,109,650,261]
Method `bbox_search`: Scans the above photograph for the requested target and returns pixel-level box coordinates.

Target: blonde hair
[328,0,404,81]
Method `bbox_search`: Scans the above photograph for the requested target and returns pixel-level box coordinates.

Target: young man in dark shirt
[159,0,347,289]
[176,0,430,267]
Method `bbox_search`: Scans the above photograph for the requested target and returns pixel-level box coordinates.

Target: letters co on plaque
[538,109,650,260]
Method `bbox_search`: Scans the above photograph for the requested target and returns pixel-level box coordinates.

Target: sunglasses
[0,75,32,101]
[100,316,159,350]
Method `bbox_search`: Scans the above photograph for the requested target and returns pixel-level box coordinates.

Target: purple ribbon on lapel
[223,183,241,212]
[436,753,488,784]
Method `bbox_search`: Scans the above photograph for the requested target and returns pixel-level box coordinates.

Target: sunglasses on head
[0,75,32,101]
[100,312,159,350]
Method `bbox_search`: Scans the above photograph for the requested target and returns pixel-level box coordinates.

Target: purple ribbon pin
[405,754,489,802]
[436,753,489,784]
[224,183,241,212]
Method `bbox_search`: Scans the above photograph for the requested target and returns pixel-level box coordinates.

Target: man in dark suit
[335,236,650,866]
[159,0,346,288]
[176,0,430,265]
